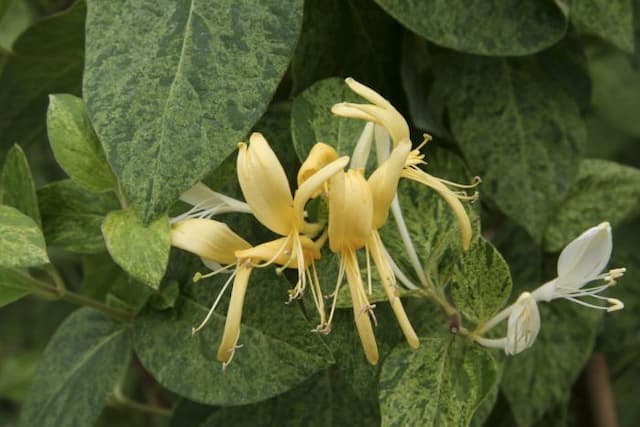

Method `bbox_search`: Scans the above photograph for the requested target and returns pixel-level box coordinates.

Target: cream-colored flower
[237,133,348,330]
[332,78,479,250]
[532,222,624,311]
[473,292,540,355]
[314,141,418,365]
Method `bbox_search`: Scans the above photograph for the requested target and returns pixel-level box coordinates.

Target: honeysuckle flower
[327,168,379,364]
[474,292,541,355]
[170,218,253,367]
[317,137,418,364]
[531,222,625,312]
[237,133,349,331]
[171,218,323,367]
[332,77,479,250]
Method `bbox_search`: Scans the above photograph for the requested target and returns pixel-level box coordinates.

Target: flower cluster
[169,78,625,366]
[170,79,479,367]
[473,222,625,355]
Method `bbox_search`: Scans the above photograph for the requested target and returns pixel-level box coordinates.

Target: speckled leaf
[19,308,130,427]
[501,301,601,426]
[372,0,568,56]
[84,0,303,221]
[199,370,380,427]
[451,237,512,325]
[0,1,84,152]
[291,77,368,161]
[102,208,170,289]
[590,50,640,137]
[571,0,634,52]
[435,53,585,241]
[46,94,115,192]
[0,205,48,267]
[379,148,481,291]
[291,0,402,95]
[38,180,119,253]
[0,268,37,307]
[379,335,499,427]
[1,144,40,225]
[133,269,331,406]
[544,160,640,251]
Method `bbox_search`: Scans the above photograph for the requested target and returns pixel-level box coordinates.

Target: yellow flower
[313,144,418,365]
[237,133,348,331]
[170,218,253,367]
[171,218,324,367]
[332,78,479,250]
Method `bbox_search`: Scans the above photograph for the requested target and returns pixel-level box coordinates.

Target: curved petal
[557,222,612,288]
[505,292,540,355]
[368,140,411,229]
[235,236,320,268]
[328,170,373,253]
[237,133,294,236]
[350,122,375,170]
[171,219,251,265]
[402,168,473,250]
[294,156,349,234]
[297,143,339,189]
[217,264,253,364]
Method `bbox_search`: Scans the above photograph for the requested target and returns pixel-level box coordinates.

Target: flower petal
[368,140,411,229]
[297,143,339,189]
[235,236,320,268]
[505,292,540,355]
[556,222,612,288]
[237,133,294,236]
[328,170,373,252]
[171,219,251,265]
[294,156,349,234]
[350,122,375,170]
[217,264,253,364]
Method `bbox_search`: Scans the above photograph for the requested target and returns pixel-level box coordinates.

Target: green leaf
[291,0,402,95]
[38,180,119,253]
[451,237,512,325]
[1,144,40,225]
[544,160,640,251]
[19,308,130,427]
[199,370,379,427]
[0,205,48,267]
[133,269,331,406]
[0,1,84,153]
[590,50,640,137]
[102,208,170,289]
[372,0,568,56]
[0,0,33,50]
[501,301,601,426]
[83,0,303,221]
[46,94,115,192]
[0,350,39,402]
[291,77,368,161]
[571,0,634,53]
[379,335,499,427]
[599,218,640,353]
[435,53,585,241]
[0,268,36,307]
[81,252,130,301]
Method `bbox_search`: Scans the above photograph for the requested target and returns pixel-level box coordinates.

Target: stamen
[192,269,238,335]
[326,256,346,328]
[193,263,235,282]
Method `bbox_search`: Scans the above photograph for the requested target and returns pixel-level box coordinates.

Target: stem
[585,353,619,427]
[473,303,514,336]
[61,290,133,322]
[418,288,458,317]
[17,268,133,322]
[109,389,173,417]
